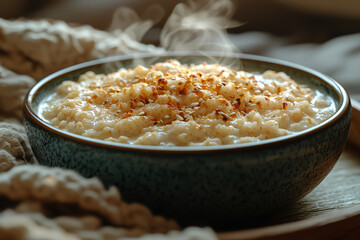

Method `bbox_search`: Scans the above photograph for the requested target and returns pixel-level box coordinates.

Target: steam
[160,0,241,53]
[108,0,242,69]
[109,5,164,43]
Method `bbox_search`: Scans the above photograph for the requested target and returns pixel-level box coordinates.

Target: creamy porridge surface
[40,60,336,146]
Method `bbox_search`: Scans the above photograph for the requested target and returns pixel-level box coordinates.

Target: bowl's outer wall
[24,106,351,226]
[23,54,352,227]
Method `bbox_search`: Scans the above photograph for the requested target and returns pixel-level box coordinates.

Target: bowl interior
[26,52,348,151]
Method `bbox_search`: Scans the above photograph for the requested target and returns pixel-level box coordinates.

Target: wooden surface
[218,144,360,239]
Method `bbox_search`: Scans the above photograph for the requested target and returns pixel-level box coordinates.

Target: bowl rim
[23,52,351,153]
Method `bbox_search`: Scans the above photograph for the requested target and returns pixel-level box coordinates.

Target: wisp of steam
[107,0,242,70]
[160,0,240,52]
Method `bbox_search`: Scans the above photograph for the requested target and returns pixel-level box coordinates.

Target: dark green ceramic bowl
[23,52,351,228]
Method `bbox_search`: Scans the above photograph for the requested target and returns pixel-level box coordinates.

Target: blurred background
[1,0,360,39]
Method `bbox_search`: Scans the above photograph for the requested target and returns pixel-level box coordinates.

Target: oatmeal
[40,60,336,146]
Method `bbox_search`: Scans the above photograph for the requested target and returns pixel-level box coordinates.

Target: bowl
[23,52,352,228]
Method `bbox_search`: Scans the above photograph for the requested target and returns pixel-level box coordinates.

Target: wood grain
[218,145,360,239]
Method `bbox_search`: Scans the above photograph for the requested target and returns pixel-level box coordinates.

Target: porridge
[40,60,336,146]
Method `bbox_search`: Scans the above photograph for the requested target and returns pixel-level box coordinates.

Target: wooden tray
[217,145,360,240]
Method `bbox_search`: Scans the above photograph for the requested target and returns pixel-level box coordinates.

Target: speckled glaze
[23,52,352,228]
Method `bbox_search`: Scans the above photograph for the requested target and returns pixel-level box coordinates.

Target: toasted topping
[40,60,335,146]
